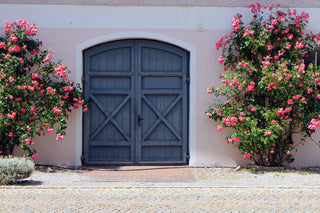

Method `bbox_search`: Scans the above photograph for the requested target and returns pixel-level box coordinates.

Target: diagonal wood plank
[90,95,130,141]
[141,95,182,141]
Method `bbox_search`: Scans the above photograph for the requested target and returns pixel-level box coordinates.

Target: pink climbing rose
[243,153,251,159]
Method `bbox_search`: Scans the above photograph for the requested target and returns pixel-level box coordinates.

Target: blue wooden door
[83,39,189,165]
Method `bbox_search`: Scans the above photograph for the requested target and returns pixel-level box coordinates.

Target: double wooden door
[82,39,189,165]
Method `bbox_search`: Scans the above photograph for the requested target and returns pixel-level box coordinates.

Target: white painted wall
[4,4,320,167]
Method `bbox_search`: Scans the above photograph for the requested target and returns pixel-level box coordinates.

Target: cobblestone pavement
[1,187,320,212]
[0,167,320,212]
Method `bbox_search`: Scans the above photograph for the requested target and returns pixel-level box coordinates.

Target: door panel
[83,39,189,165]
[89,47,132,72]
[137,40,188,164]
[83,40,135,165]
[141,48,182,72]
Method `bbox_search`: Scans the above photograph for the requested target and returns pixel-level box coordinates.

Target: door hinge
[81,154,87,163]
[81,76,87,83]
[184,76,190,84]
[185,153,190,161]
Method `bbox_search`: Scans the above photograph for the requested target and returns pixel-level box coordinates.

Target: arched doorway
[82,39,189,165]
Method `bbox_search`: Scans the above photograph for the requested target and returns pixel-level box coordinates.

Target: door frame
[75,32,197,166]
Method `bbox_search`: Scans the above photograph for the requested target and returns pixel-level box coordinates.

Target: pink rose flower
[83,105,88,112]
[287,99,293,105]
[47,128,54,134]
[32,153,38,159]
[265,132,272,137]
[25,138,31,144]
[232,137,240,142]
[218,56,224,63]
[243,153,251,159]
[10,34,17,42]
[56,134,64,141]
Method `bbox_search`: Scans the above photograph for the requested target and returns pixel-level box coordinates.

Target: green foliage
[0,19,87,158]
[0,156,34,185]
[207,3,320,166]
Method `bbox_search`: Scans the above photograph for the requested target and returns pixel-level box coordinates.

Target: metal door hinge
[81,76,87,83]
[81,154,87,163]
[185,153,190,161]
[184,77,190,84]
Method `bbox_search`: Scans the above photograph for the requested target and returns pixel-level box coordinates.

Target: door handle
[137,115,144,126]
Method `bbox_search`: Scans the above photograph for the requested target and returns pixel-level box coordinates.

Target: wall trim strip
[1,0,320,8]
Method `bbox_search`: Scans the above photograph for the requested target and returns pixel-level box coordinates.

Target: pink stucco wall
[4,4,320,167]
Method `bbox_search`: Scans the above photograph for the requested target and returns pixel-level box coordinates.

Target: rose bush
[207,3,320,166]
[0,19,87,159]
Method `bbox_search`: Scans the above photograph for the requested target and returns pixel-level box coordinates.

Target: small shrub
[0,156,35,185]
